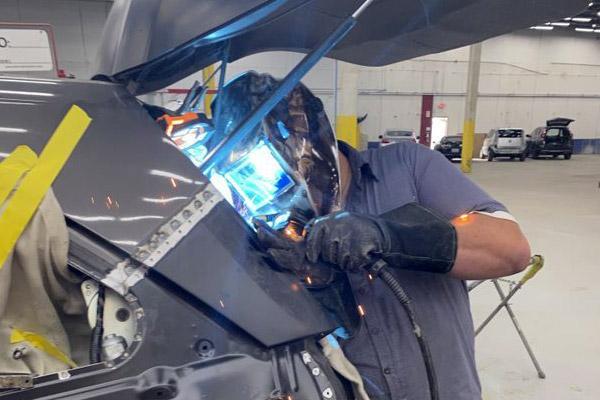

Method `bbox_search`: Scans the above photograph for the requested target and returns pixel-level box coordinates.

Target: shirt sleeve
[407,144,508,220]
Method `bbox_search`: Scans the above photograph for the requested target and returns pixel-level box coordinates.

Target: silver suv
[480,128,527,162]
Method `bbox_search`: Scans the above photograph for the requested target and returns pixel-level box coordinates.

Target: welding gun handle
[519,254,544,285]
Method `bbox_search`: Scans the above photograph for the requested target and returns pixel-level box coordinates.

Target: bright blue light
[276,120,290,139]
[223,141,294,212]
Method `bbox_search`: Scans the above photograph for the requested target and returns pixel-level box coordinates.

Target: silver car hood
[94,0,587,95]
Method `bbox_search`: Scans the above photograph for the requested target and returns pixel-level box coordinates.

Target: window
[498,129,523,138]
[545,128,562,138]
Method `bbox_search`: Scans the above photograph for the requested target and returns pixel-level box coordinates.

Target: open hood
[94,0,587,95]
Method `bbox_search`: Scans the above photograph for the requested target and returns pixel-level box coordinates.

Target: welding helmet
[202,71,341,230]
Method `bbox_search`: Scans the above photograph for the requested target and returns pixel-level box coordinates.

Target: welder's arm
[450,213,530,280]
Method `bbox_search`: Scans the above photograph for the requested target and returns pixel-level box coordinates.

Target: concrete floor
[466,155,600,400]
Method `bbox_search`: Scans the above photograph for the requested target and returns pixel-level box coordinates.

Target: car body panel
[0,77,201,254]
[0,77,336,348]
[93,0,588,94]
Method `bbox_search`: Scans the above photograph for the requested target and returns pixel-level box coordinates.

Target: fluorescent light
[119,215,164,221]
[550,22,570,27]
[0,89,54,97]
[0,127,27,133]
[575,27,595,32]
[111,239,139,246]
[530,26,554,30]
[65,214,116,222]
[141,196,188,204]
[0,78,58,85]
[572,17,592,22]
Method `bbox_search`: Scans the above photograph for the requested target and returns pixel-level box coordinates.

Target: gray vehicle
[480,128,527,162]
[0,0,584,399]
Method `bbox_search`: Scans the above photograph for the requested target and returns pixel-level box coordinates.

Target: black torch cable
[370,260,439,400]
[89,284,105,363]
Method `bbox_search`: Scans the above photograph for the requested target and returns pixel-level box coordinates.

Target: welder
[212,72,531,400]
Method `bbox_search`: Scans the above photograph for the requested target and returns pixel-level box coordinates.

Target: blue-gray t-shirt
[337,141,507,400]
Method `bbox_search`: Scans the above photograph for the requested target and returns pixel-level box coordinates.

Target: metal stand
[469,255,546,379]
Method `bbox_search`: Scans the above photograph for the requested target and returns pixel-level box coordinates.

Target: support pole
[202,64,216,118]
[460,42,482,173]
[335,62,360,149]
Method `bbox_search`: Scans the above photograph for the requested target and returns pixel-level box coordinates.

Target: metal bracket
[133,183,223,267]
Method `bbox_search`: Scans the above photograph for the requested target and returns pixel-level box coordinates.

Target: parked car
[434,135,463,160]
[528,118,574,159]
[379,129,417,146]
[480,128,527,161]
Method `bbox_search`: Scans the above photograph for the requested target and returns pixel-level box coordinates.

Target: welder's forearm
[449,214,531,280]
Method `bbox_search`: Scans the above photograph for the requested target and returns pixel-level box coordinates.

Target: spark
[357,304,366,317]
[306,276,313,285]
[170,177,177,188]
[219,299,225,308]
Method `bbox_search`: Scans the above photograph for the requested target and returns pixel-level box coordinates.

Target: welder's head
[212,71,341,222]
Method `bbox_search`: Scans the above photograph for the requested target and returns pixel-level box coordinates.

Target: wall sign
[0,24,58,76]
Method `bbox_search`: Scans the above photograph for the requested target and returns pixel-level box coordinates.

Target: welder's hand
[305,204,457,274]
[254,219,306,273]
[305,212,387,272]
[254,219,337,285]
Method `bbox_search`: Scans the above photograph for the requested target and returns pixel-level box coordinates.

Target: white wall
[4,1,600,141]
[354,31,600,141]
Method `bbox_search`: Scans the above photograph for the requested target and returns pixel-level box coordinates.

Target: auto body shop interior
[0,1,599,399]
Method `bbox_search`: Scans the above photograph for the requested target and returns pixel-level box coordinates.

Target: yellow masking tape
[10,328,77,369]
[0,146,38,206]
[0,105,91,268]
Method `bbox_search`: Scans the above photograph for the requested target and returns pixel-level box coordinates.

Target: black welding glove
[254,219,336,286]
[305,203,457,274]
